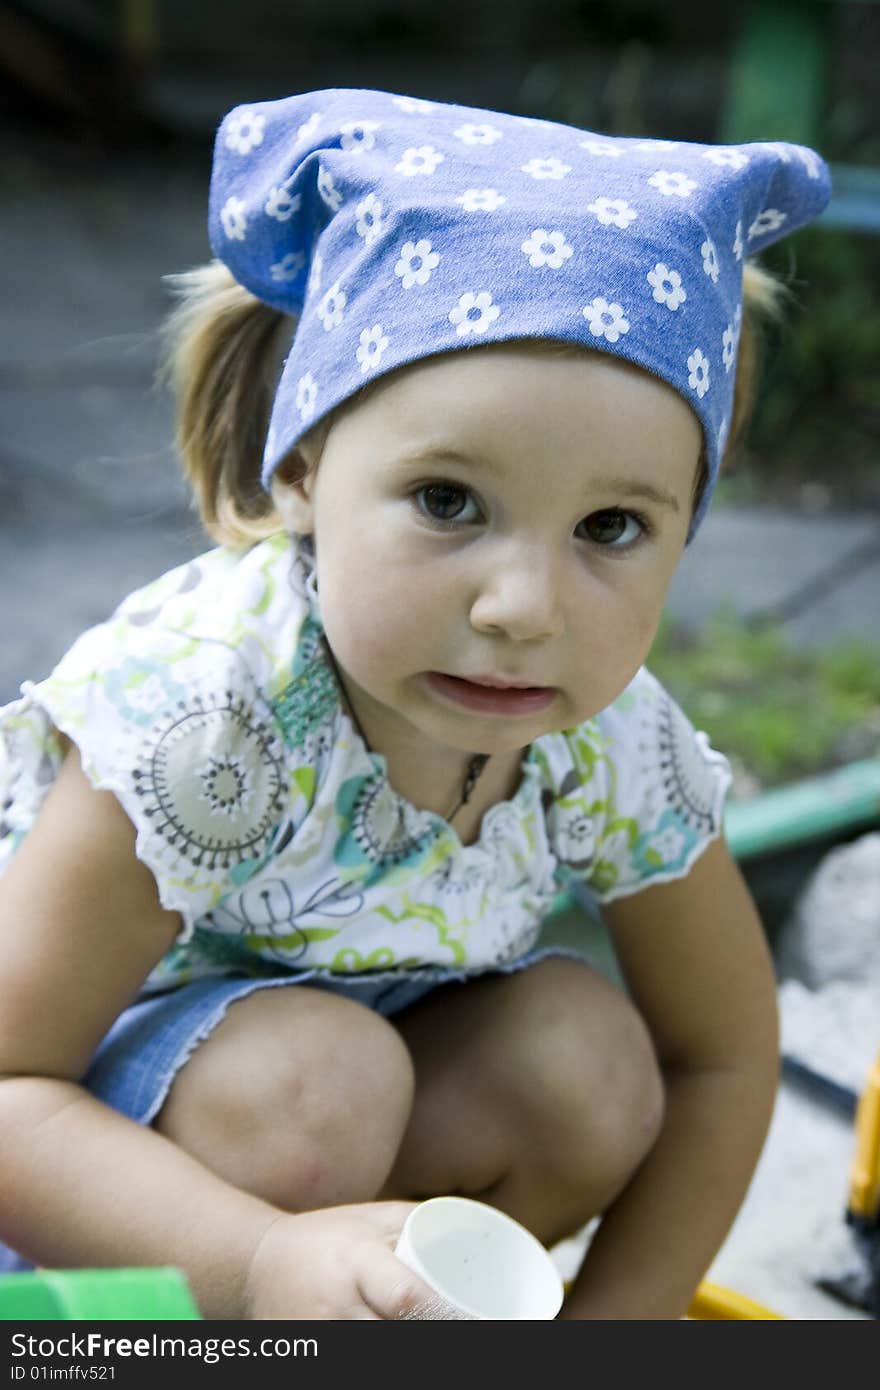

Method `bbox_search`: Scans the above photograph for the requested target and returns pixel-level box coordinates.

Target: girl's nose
[468,545,565,641]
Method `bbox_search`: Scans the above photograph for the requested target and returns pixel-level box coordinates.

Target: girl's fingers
[355,1246,447,1321]
[347,1200,451,1319]
[342,1200,472,1318]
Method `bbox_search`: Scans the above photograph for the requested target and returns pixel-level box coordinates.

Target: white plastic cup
[393,1195,564,1320]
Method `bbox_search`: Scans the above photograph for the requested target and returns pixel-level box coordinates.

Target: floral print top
[0,533,731,993]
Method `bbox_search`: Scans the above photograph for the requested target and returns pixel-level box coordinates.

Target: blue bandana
[208,87,831,535]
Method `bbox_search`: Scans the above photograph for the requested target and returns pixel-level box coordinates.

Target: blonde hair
[156,258,789,548]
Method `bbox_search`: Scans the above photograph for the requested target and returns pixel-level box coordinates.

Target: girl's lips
[426,671,557,716]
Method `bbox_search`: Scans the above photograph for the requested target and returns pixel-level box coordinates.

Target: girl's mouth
[426,672,557,716]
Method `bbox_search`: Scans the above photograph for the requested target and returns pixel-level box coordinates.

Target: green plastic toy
[0,1267,200,1320]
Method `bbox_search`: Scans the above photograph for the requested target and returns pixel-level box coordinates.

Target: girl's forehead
[330,346,702,490]
[358,343,701,445]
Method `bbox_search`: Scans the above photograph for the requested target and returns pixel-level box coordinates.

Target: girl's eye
[577,509,647,548]
[413,483,480,526]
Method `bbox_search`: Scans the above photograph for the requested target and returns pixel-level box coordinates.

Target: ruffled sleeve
[0,539,311,941]
[544,666,732,904]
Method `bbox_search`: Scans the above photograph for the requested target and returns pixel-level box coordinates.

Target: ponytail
[729,258,791,457]
[155,261,293,548]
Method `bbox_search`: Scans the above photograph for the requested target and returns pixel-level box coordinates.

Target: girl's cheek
[342,606,410,673]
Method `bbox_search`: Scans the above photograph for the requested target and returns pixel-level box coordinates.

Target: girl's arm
[0,745,429,1319]
[559,834,779,1320]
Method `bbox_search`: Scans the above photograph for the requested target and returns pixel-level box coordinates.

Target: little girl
[0,88,830,1319]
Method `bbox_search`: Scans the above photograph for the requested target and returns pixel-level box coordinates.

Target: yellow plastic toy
[848,1049,880,1229]
[686,1281,784,1320]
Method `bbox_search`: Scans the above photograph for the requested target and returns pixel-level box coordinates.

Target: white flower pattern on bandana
[220,196,247,241]
[749,208,787,239]
[356,325,390,373]
[317,282,346,331]
[449,292,501,336]
[521,156,571,180]
[647,263,687,310]
[521,229,573,269]
[340,121,381,153]
[455,188,507,212]
[295,373,318,422]
[580,140,623,158]
[317,166,343,212]
[687,349,711,398]
[396,146,445,176]
[701,239,720,284]
[355,193,384,246]
[295,112,320,145]
[392,95,435,114]
[225,110,265,154]
[265,182,301,222]
[271,251,306,282]
[587,196,638,229]
[583,298,630,343]
[394,239,441,288]
[454,123,503,145]
[703,149,749,170]
[648,170,698,197]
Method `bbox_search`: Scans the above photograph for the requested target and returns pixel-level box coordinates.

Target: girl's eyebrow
[587,476,681,513]
[393,445,504,476]
[394,448,681,512]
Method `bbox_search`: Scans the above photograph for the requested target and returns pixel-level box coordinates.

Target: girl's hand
[244,1202,455,1320]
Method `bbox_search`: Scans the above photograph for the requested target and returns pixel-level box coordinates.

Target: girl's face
[278,342,701,761]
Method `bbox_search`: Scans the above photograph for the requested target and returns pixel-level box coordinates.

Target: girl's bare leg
[382,957,665,1246]
[153,987,415,1211]
[151,959,663,1249]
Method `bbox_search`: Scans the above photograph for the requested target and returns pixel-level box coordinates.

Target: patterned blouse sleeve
[0,601,295,943]
[546,666,732,904]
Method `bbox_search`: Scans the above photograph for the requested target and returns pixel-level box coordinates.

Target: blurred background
[1,0,879,799]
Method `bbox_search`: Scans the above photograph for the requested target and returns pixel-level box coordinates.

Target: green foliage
[647,612,880,788]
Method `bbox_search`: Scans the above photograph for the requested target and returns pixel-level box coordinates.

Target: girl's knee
[154,987,415,1209]
[504,959,665,1190]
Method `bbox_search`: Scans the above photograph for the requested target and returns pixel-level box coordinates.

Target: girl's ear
[271,451,316,534]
